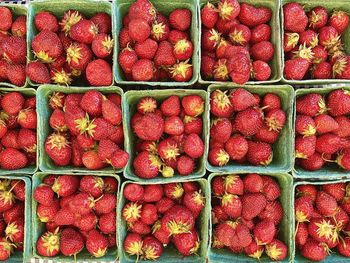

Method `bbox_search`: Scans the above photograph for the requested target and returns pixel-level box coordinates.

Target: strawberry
[230,88,259,112]
[79,175,104,198]
[91,12,111,34]
[265,109,286,131]
[86,230,108,258]
[139,185,161,204]
[128,220,151,235]
[1,130,19,149]
[159,95,180,117]
[35,11,59,32]
[6,64,26,87]
[266,239,287,261]
[227,53,251,84]
[234,107,263,136]
[69,19,98,44]
[335,116,350,138]
[94,193,116,214]
[308,6,328,30]
[201,3,218,29]
[0,148,27,170]
[128,19,151,43]
[32,30,62,63]
[150,21,169,42]
[283,2,308,33]
[49,92,65,110]
[18,129,36,153]
[284,58,310,80]
[246,141,272,166]
[36,230,60,257]
[238,3,271,27]
[33,184,55,206]
[315,133,340,154]
[284,32,300,52]
[52,175,79,197]
[173,229,199,256]
[122,202,142,223]
[1,36,26,64]
[173,39,193,61]
[294,196,314,225]
[132,59,154,81]
[163,183,183,201]
[45,133,71,166]
[128,0,156,24]
[111,149,129,169]
[225,135,248,161]
[301,239,328,261]
[327,89,350,116]
[259,200,283,225]
[184,116,202,135]
[250,41,274,62]
[26,61,50,84]
[230,221,252,248]
[53,207,75,226]
[253,219,276,245]
[133,151,160,179]
[141,235,163,260]
[161,205,194,235]
[296,184,318,201]
[169,60,193,82]
[244,240,263,260]
[134,113,164,141]
[124,183,144,202]
[135,38,158,60]
[229,24,251,46]
[296,93,327,116]
[215,221,236,246]
[11,180,25,201]
[218,0,240,21]
[0,7,12,31]
[251,60,271,81]
[91,34,113,58]
[176,155,194,175]
[163,116,184,136]
[295,115,316,136]
[17,108,37,129]
[261,176,281,201]
[60,228,84,257]
[254,124,279,144]
[330,11,349,34]
[241,193,267,220]
[202,29,221,51]
[119,28,133,48]
[123,233,143,258]
[169,9,191,31]
[212,205,228,224]
[140,203,158,225]
[299,30,319,48]
[86,59,113,86]
[74,212,97,232]
[183,133,204,158]
[118,46,138,74]
[251,24,271,44]
[221,193,242,218]
[316,191,338,217]
[208,147,230,166]
[156,197,175,214]
[37,199,60,223]
[210,118,232,143]
[243,173,263,193]
[182,95,204,117]
[314,114,339,134]
[183,190,205,217]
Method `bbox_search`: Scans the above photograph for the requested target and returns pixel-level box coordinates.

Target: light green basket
[117,179,209,263]
[198,0,282,85]
[27,0,114,87]
[37,84,127,174]
[208,172,294,263]
[293,86,350,179]
[113,0,199,86]
[281,0,350,85]
[0,4,28,89]
[123,89,209,182]
[0,175,32,263]
[206,84,295,174]
[32,172,120,262]
[293,179,350,262]
[0,87,37,175]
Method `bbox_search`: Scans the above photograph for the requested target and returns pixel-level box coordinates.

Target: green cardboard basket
[32,172,120,262]
[198,0,282,85]
[206,84,295,174]
[113,0,199,87]
[281,0,350,85]
[37,84,127,174]
[27,0,114,87]
[208,172,294,263]
[0,87,37,175]
[0,175,32,263]
[0,4,28,89]
[293,179,350,262]
[293,86,350,179]
[123,89,209,182]
[117,178,209,263]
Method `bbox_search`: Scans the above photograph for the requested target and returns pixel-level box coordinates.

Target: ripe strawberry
[128,220,151,235]
[131,59,154,81]
[296,184,318,201]
[173,229,199,256]
[33,184,55,206]
[11,180,25,201]
[265,109,286,131]
[60,228,84,257]
[134,113,164,141]
[246,141,273,166]
[36,230,60,257]
[18,129,36,153]
[295,115,316,136]
[94,193,116,215]
[184,116,202,135]
[37,200,60,223]
[53,207,75,226]
[0,7,12,31]
[1,36,26,64]
[284,58,310,80]
[261,176,281,201]
[182,95,204,117]
[163,116,184,136]
[210,118,232,143]
[69,19,98,44]
[320,26,340,48]
[230,88,259,112]
[122,202,142,223]
[133,151,160,179]
[244,240,263,260]
[266,239,287,261]
[17,108,37,130]
[250,41,274,62]
[6,64,26,87]
[150,20,170,42]
[86,230,108,258]
[142,235,163,260]
[140,203,158,226]
[251,24,271,44]
[315,133,340,154]
[183,133,204,159]
[154,40,176,67]
[208,147,230,167]
[296,93,327,116]
[173,39,193,61]
[159,96,180,117]
[258,201,283,225]
[227,53,251,84]
[242,173,263,193]
[35,11,59,32]
[202,29,221,51]
[161,205,194,236]
[234,107,263,136]
[111,149,129,169]
[156,197,174,214]
[52,175,79,197]
[91,34,113,58]
[79,175,104,198]
[238,2,271,27]
[299,30,318,48]
[316,191,338,217]
[334,116,350,137]
[32,30,62,63]
[307,6,328,30]
[253,219,276,245]
[86,59,112,86]
[124,183,144,202]
[241,193,267,220]
[45,133,71,166]
[225,135,248,161]
[176,155,194,175]
[221,193,242,218]
[74,212,97,232]
[254,124,280,144]
[251,60,271,81]
[170,60,193,82]
[26,61,50,84]
[0,148,27,170]
[128,19,151,43]
[218,0,240,21]
[201,2,218,29]
[229,24,251,46]
[119,28,133,48]
[183,190,205,217]
[301,239,328,261]
[327,89,350,116]
[118,46,138,74]
[128,0,156,24]
[314,114,339,134]
[169,9,191,31]
[1,130,19,149]
[91,12,111,34]
[134,38,158,60]
[124,233,143,257]
[283,2,308,33]
[102,98,122,125]
[330,11,349,34]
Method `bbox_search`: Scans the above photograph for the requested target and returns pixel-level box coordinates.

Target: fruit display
[120,180,207,261]
[295,89,350,172]
[283,2,350,81]
[33,173,118,259]
[0,178,27,261]
[127,92,206,180]
[200,1,276,83]
[0,6,27,87]
[208,87,290,168]
[294,182,350,261]
[117,0,195,82]
[41,88,129,171]
[28,7,113,86]
[210,174,289,261]
[0,91,37,171]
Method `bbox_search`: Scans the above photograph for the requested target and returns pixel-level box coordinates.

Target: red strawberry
[74,212,97,232]
[315,133,340,154]
[301,239,328,261]
[254,124,279,144]
[251,24,271,44]
[17,108,37,129]
[296,184,317,201]
[161,205,194,235]
[295,135,316,159]
[160,95,180,117]
[60,228,84,257]
[234,108,263,136]
[91,34,113,59]
[209,148,230,167]
[266,239,287,261]
[169,60,193,82]
[229,88,259,112]
[69,19,98,44]
[1,36,26,64]
[86,59,113,86]
[243,173,263,193]
[128,0,156,24]
[241,193,267,220]
[91,12,111,34]
[244,240,263,260]
[131,59,154,81]
[183,133,204,158]
[18,129,37,152]
[253,219,276,245]
[122,202,142,223]
[225,135,248,161]
[134,113,164,141]
[261,176,280,201]
[0,7,12,31]
[202,29,221,51]
[6,64,26,87]
[183,190,205,217]
[34,184,55,206]
[284,58,310,80]
[228,24,251,46]
[119,28,132,48]
[334,116,350,137]
[265,109,286,131]
[169,9,191,31]
[133,151,160,179]
[182,95,204,117]
[118,46,138,74]
[36,230,60,257]
[173,229,199,256]
[173,39,193,61]
[142,235,163,260]
[184,116,202,135]
[295,115,316,136]
[123,233,143,257]
[163,116,184,136]
[210,118,232,143]
[283,2,308,33]
[316,191,338,217]
[327,89,350,117]
[296,93,327,116]
[32,30,62,63]
[52,175,79,197]
[227,53,251,84]
[134,38,158,60]
[102,98,122,126]
[218,0,240,21]
[79,175,104,198]
[251,60,271,81]
[150,21,169,42]
[154,40,176,67]
[284,32,300,52]
[330,11,349,34]
[124,183,144,202]
[221,193,242,218]
[0,148,27,170]
[35,11,58,32]
[308,6,328,30]
[246,141,272,166]
[258,201,283,225]
[294,196,314,224]
[201,3,218,29]
[176,155,194,175]
[319,26,340,48]
[261,93,281,112]
[128,220,151,235]
[45,133,71,166]
[156,197,175,214]
[26,61,51,84]
[140,203,158,226]
[128,19,151,43]
[94,193,116,215]
[238,2,271,27]
[1,130,19,149]
[86,230,108,258]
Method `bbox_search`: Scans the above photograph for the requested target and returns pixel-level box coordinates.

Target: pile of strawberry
[118,0,194,82]
[295,183,350,261]
[283,2,350,80]
[27,10,113,86]
[131,95,205,178]
[34,174,118,259]
[211,174,287,261]
[0,92,36,170]
[44,90,129,170]
[208,88,286,167]
[0,179,26,261]
[0,7,27,86]
[295,89,350,171]
[122,181,205,260]
[200,1,274,83]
